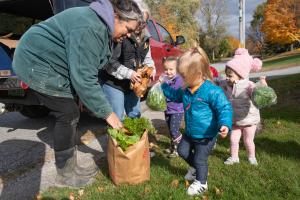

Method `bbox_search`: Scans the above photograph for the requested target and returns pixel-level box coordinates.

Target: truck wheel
[19,105,50,118]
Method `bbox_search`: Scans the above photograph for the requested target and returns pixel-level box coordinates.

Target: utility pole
[239,0,246,47]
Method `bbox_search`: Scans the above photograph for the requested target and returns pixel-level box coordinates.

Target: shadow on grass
[150,153,187,177]
[256,137,300,161]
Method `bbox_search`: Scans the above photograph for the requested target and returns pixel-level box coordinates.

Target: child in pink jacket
[217,48,266,165]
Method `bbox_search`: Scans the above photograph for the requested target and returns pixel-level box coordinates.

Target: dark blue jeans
[177,135,217,184]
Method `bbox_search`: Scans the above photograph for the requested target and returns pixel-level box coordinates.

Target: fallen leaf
[171,179,179,188]
[144,186,151,194]
[149,142,159,149]
[185,180,190,188]
[214,186,223,196]
[69,192,75,200]
[78,189,84,197]
[208,171,210,176]
[202,195,209,200]
[97,186,105,192]
[36,194,42,200]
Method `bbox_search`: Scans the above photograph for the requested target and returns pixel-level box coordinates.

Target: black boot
[74,146,98,177]
[55,148,95,188]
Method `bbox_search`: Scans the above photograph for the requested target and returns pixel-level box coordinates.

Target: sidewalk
[0,106,166,200]
[212,62,300,79]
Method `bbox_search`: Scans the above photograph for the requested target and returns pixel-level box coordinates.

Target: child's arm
[161,83,184,103]
[210,87,233,134]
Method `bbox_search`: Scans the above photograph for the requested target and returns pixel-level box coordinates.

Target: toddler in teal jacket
[161,47,232,196]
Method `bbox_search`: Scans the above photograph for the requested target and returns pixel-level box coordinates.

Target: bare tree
[246,3,266,57]
[197,0,228,60]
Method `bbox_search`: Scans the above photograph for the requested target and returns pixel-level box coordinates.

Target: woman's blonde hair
[177,46,212,83]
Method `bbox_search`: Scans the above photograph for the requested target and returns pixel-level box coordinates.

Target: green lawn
[262,50,300,70]
[42,74,300,200]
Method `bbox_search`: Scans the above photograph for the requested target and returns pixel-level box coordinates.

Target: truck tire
[19,105,50,118]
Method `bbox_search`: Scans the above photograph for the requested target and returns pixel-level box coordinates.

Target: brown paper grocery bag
[107,131,150,185]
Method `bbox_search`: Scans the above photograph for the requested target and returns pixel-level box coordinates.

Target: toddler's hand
[219,126,229,138]
[259,76,268,87]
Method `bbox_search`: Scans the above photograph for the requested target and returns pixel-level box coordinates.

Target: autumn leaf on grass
[36,194,42,200]
[69,192,75,200]
[202,195,209,200]
[97,186,105,192]
[185,180,190,188]
[78,189,84,197]
[214,187,224,196]
[149,142,159,149]
[171,179,179,188]
[143,186,151,195]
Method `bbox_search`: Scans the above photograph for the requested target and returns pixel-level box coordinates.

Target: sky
[226,0,266,38]
[136,0,267,39]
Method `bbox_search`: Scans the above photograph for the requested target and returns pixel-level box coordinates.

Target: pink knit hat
[226,48,262,78]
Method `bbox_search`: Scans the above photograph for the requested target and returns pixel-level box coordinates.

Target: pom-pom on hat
[226,48,262,78]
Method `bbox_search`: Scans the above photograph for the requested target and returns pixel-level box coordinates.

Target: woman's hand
[219,126,229,138]
[130,71,141,83]
[105,112,123,129]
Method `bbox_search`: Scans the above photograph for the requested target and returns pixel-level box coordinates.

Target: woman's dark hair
[110,0,143,23]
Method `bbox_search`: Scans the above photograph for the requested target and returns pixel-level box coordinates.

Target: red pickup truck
[0,0,185,118]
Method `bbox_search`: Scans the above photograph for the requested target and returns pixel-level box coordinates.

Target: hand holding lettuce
[252,77,277,109]
[107,117,156,151]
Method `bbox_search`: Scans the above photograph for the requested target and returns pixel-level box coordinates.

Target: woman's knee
[56,103,80,123]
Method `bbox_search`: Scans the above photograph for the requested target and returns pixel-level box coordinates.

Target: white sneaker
[187,180,208,196]
[248,157,258,165]
[184,167,196,181]
[224,157,240,165]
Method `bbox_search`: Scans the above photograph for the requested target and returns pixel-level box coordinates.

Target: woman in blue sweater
[161,47,232,196]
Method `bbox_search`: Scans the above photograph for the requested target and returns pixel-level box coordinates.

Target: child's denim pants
[178,135,217,184]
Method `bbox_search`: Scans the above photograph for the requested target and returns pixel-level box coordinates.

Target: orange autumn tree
[261,0,300,44]
[227,36,240,54]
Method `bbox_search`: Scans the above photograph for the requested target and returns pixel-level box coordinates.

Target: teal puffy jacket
[162,80,232,139]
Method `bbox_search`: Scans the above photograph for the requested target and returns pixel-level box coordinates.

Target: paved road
[212,62,300,79]
[0,104,166,200]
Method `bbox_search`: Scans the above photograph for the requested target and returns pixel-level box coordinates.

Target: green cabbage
[252,86,277,109]
[146,83,167,111]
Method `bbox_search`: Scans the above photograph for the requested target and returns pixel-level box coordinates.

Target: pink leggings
[230,125,257,158]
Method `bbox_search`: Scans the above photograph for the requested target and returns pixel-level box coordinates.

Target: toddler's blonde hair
[177,46,212,83]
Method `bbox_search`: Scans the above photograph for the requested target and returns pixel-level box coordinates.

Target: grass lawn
[42,74,300,200]
[262,50,300,71]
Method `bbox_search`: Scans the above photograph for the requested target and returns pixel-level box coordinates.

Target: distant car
[0,0,185,118]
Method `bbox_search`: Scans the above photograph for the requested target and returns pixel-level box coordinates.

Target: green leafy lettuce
[108,117,156,151]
